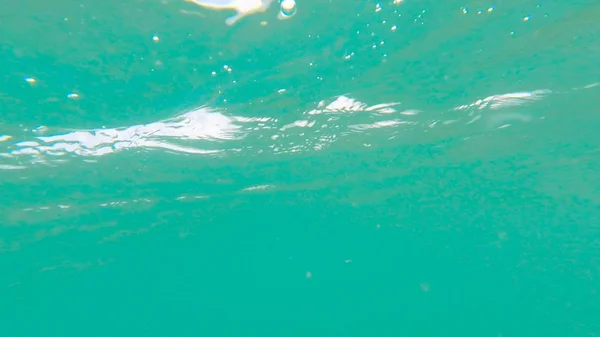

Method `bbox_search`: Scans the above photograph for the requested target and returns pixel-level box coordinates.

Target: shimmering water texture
[1,85,596,168]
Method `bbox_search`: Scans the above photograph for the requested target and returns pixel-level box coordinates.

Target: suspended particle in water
[24,77,36,84]
[152,35,160,42]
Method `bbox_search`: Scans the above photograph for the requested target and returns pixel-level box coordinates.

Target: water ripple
[0,86,575,168]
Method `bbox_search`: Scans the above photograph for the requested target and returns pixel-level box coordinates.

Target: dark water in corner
[1,0,599,336]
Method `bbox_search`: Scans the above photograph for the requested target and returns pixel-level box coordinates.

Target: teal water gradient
[1,0,599,336]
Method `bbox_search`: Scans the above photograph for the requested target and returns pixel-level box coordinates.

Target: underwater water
[1,0,599,336]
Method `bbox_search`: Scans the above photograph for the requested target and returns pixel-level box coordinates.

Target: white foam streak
[306,95,401,115]
[7,106,240,159]
[454,90,550,113]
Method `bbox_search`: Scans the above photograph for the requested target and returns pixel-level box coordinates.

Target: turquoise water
[1,0,600,335]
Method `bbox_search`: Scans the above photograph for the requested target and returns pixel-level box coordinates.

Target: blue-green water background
[1,0,600,335]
